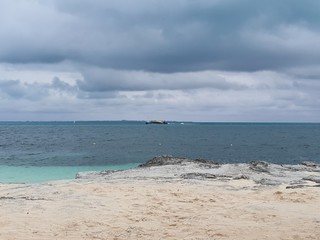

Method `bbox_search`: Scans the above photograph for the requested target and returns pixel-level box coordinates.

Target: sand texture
[0,157,319,240]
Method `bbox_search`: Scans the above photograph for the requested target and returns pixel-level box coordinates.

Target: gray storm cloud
[0,77,76,101]
[77,68,247,92]
[1,0,320,72]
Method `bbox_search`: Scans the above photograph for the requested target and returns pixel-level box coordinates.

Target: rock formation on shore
[138,155,220,168]
[76,155,320,189]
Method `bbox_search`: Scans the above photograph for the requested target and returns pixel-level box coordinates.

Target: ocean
[0,121,319,183]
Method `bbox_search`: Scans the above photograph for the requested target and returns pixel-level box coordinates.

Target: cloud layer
[0,0,320,121]
[2,0,320,71]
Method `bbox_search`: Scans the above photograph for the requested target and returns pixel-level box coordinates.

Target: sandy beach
[0,157,319,240]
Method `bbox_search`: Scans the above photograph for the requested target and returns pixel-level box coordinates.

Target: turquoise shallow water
[0,121,319,183]
[0,163,139,183]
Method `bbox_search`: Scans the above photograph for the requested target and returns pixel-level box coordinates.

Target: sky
[1,0,320,122]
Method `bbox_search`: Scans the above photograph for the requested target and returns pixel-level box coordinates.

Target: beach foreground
[0,156,319,240]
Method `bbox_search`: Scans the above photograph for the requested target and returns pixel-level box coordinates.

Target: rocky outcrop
[180,173,249,180]
[254,178,282,186]
[302,161,320,168]
[76,156,320,189]
[138,155,220,168]
[138,155,188,167]
[302,176,320,183]
[286,184,320,189]
[249,161,270,173]
[181,173,219,179]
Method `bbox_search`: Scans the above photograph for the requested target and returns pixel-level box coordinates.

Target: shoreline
[0,156,319,239]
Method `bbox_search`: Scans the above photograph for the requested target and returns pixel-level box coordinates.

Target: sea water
[0,121,319,183]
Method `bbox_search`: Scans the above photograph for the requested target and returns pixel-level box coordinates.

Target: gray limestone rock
[138,155,188,167]
[181,173,218,179]
[302,161,320,168]
[254,178,281,186]
[138,155,220,168]
[75,156,320,189]
[232,175,250,180]
[302,176,320,183]
[286,184,320,189]
[249,161,270,173]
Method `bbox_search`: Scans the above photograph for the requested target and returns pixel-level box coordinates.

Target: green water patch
[0,163,140,183]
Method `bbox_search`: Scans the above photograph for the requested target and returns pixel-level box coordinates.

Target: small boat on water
[145,120,168,124]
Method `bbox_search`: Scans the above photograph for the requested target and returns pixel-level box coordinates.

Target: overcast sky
[1,0,320,122]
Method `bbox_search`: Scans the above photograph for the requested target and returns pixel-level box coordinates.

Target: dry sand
[0,178,319,240]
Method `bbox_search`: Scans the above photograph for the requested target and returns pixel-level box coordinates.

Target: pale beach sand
[0,157,319,240]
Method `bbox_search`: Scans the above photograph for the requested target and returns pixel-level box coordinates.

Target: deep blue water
[0,121,319,182]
